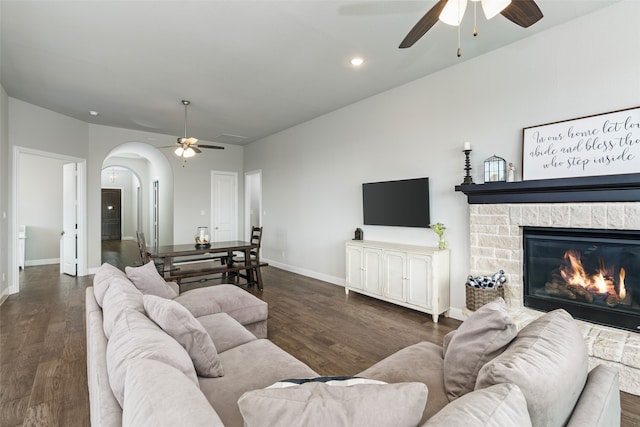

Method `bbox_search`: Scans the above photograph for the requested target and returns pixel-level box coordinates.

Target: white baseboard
[25,258,59,267]
[0,288,8,305]
[262,258,345,288]
[447,306,466,321]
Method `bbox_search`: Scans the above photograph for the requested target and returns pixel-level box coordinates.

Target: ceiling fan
[161,100,224,165]
[399,0,543,54]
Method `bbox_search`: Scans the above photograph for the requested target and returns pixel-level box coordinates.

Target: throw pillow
[267,376,386,388]
[101,278,144,339]
[126,261,178,299]
[143,294,224,377]
[443,298,517,401]
[475,309,588,427]
[106,308,198,407]
[237,378,427,427]
[442,330,456,357]
[93,262,129,307]
[424,383,532,427]
[123,359,224,427]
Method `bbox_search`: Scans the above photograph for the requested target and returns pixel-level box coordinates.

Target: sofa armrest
[567,364,620,427]
[86,287,123,427]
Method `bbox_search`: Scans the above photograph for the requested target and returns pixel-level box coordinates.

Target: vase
[439,238,446,250]
[195,226,210,246]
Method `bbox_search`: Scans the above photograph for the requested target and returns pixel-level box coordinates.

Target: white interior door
[211,171,237,242]
[61,162,77,276]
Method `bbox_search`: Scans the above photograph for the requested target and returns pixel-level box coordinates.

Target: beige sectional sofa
[86,262,622,427]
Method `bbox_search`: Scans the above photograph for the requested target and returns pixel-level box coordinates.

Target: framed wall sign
[522,106,640,181]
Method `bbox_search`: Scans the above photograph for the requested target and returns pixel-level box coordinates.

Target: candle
[463,142,471,151]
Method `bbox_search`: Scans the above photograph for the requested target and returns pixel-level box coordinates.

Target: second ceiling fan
[170,100,224,163]
[399,0,543,54]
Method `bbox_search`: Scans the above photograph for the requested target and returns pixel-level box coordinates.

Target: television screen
[362,178,430,228]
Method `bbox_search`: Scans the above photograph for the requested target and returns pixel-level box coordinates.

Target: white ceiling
[1,1,618,146]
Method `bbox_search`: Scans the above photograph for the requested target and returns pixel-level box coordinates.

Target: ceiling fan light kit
[158,99,224,166]
[399,0,542,55]
[175,146,196,158]
[440,0,513,26]
[479,0,512,20]
[439,0,468,26]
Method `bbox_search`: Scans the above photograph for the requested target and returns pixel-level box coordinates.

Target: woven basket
[465,284,505,311]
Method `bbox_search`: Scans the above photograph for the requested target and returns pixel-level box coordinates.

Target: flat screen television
[362,177,430,228]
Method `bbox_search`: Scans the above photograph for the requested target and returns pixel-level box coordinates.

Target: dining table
[147,240,264,289]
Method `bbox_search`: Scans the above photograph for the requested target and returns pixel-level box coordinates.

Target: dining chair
[136,231,151,264]
[136,231,164,272]
[232,226,263,287]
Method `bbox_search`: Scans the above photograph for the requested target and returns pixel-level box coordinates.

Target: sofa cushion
[199,339,319,427]
[196,312,258,353]
[238,379,427,427]
[356,341,447,424]
[444,298,517,401]
[173,284,268,326]
[123,359,224,427]
[106,309,198,407]
[93,262,129,307]
[101,278,144,339]
[423,383,531,427]
[476,309,588,427]
[126,261,178,299]
[143,294,224,377]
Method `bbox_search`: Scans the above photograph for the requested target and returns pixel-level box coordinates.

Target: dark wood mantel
[454,173,640,204]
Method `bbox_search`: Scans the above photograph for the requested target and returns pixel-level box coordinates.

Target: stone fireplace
[457,174,640,395]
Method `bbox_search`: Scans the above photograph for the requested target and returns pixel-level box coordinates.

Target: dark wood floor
[0,240,638,426]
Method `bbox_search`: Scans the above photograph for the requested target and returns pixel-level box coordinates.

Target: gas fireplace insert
[523,226,640,332]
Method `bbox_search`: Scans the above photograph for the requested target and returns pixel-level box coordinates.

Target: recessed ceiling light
[89,110,99,116]
[350,57,364,67]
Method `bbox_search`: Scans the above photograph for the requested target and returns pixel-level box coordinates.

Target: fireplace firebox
[523,227,640,332]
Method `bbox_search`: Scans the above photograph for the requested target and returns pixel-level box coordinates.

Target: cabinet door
[363,248,382,295]
[345,245,363,290]
[383,251,406,302]
[406,254,432,309]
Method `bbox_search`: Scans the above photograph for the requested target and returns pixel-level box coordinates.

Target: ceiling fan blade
[399,0,449,49]
[191,147,202,154]
[196,144,225,150]
[500,0,543,28]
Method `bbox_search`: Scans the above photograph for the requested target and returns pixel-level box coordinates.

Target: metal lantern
[484,155,507,182]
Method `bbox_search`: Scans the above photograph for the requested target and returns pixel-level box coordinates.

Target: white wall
[9,98,89,158]
[244,1,640,314]
[4,100,246,276]
[170,145,244,244]
[87,126,244,269]
[0,85,9,299]
[18,153,68,264]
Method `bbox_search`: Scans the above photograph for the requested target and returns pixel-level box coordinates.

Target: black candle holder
[461,149,474,185]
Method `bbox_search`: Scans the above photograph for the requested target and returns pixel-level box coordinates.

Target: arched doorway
[101,142,174,268]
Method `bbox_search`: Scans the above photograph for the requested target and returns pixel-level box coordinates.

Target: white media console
[345,240,450,322]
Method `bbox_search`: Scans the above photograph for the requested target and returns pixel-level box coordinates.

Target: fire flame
[559,249,626,297]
